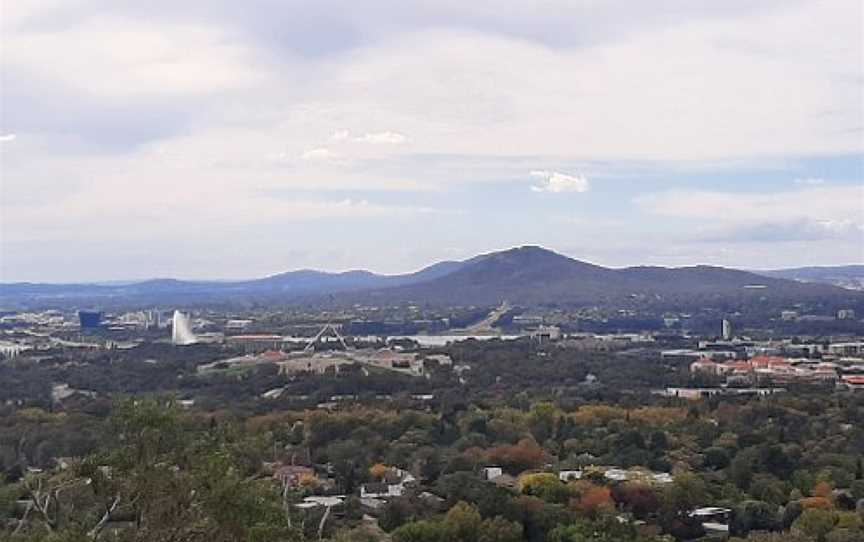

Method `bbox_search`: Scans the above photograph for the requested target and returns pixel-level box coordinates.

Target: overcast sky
[1,0,862,282]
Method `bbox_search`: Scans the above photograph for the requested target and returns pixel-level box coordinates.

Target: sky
[1,0,863,282]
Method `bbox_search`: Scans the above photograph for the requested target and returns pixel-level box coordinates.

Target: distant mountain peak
[471,245,584,265]
[3,246,863,312]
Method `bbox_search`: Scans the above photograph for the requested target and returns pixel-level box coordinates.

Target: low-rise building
[273,465,316,489]
[481,467,503,481]
[828,342,864,356]
[531,326,562,342]
[558,470,582,482]
[225,334,285,353]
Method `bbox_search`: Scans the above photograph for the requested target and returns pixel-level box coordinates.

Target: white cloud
[300,147,339,161]
[815,218,864,235]
[2,0,863,279]
[636,185,864,243]
[330,129,351,142]
[3,1,861,163]
[637,186,863,222]
[794,178,825,185]
[0,134,16,143]
[530,170,590,193]
[297,0,861,162]
[2,184,448,244]
[355,131,409,144]
[4,16,268,99]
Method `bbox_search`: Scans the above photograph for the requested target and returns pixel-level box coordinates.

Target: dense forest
[1,339,862,541]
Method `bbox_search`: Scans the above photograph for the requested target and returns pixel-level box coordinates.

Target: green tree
[527,402,559,444]
[444,501,483,542]
[391,519,452,542]
[478,516,523,542]
[520,473,571,504]
[794,508,837,542]
[730,500,779,536]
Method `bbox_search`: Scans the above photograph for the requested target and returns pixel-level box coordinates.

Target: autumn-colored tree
[571,484,614,519]
[485,438,547,473]
[800,497,834,510]
[813,482,834,499]
[571,405,627,426]
[298,472,318,487]
[369,463,390,480]
[462,446,486,467]
[612,482,660,518]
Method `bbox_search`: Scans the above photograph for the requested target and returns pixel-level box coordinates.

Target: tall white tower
[172,310,198,345]
[721,319,732,341]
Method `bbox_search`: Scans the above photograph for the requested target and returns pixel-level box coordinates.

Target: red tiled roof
[750,356,790,367]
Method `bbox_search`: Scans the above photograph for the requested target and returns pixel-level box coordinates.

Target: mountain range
[760,265,864,291]
[2,246,863,312]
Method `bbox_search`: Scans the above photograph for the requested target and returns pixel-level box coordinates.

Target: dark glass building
[78,311,103,329]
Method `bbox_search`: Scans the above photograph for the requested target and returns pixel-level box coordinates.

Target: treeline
[2,390,861,540]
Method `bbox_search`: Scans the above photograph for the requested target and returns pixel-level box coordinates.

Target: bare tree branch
[88,495,121,540]
[317,504,331,540]
[12,500,32,535]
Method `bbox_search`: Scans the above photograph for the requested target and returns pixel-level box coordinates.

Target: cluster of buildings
[479,465,675,490]
[781,309,857,321]
[690,354,864,390]
[199,347,452,380]
[265,461,419,515]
